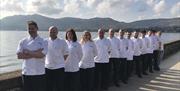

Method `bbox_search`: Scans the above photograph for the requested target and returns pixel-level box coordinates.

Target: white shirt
[151,35,159,51]
[79,41,97,69]
[16,36,47,75]
[146,36,154,53]
[126,38,134,60]
[108,37,120,58]
[140,37,148,55]
[45,38,69,69]
[65,41,83,72]
[94,37,111,63]
[118,37,128,58]
[159,36,164,50]
[132,37,142,56]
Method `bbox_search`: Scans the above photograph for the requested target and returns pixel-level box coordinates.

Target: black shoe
[122,80,128,84]
[114,83,120,87]
[143,72,148,75]
[138,75,142,78]
[149,70,154,73]
[101,87,108,91]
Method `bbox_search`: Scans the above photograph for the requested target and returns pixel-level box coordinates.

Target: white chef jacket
[126,38,134,60]
[132,37,142,56]
[79,41,97,69]
[146,36,154,54]
[94,37,111,63]
[65,41,83,72]
[151,35,160,51]
[140,37,149,55]
[108,37,120,58]
[16,36,47,75]
[45,38,69,69]
[118,37,128,58]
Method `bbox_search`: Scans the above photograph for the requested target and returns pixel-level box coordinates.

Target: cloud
[0,0,25,18]
[153,0,166,16]
[64,2,80,14]
[96,1,111,14]
[171,2,180,17]
[0,0,24,12]
[26,0,62,15]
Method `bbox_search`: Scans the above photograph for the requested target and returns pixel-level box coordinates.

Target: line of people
[17,21,164,91]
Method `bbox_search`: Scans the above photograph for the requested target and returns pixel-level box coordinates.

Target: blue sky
[0,0,179,22]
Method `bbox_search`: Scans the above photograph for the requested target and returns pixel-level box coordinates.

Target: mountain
[0,14,180,31]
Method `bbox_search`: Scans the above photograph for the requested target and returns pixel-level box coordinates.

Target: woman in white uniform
[79,31,97,91]
[64,29,83,91]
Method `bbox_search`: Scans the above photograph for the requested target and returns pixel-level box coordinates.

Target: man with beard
[17,21,47,91]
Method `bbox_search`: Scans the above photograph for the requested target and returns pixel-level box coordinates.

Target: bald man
[45,26,69,91]
[94,29,112,91]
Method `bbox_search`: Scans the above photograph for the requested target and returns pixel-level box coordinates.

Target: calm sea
[0,31,180,74]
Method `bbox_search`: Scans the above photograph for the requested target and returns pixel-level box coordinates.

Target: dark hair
[141,30,146,34]
[65,28,77,42]
[27,21,38,29]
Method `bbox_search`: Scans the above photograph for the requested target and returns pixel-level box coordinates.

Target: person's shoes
[149,70,154,73]
[154,67,160,71]
[101,87,108,91]
[122,80,128,84]
[114,83,120,87]
[143,72,148,75]
[138,75,142,78]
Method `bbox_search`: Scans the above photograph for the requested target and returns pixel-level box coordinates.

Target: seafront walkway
[0,52,180,91]
[109,51,180,91]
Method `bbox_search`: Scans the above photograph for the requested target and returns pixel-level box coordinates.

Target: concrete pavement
[109,51,180,91]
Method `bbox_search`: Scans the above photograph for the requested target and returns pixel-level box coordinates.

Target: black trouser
[80,67,95,91]
[141,54,148,73]
[94,63,110,90]
[146,53,153,72]
[153,50,160,70]
[119,58,127,81]
[127,60,133,79]
[65,71,80,91]
[110,58,120,84]
[134,56,142,76]
[22,74,46,91]
[45,68,65,91]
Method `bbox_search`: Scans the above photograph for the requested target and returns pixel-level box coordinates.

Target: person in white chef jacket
[118,29,128,84]
[140,30,149,75]
[16,21,47,91]
[94,29,112,91]
[45,26,69,91]
[107,28,121,87]
[151,30,161,71]
[64,28,83,91]
[126,31,134,79]
[132,31,143,78]
[156,31,164,65]
[79,31,97,91]
[145,30,154,73]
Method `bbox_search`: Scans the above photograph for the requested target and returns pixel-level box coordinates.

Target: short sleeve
[63,40,69,55]
[16,40,24,54]
[42,40,48,55]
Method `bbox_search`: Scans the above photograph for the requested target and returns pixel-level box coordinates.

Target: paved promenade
[109,51,180,91]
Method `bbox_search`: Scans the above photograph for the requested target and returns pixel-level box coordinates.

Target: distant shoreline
[0,30,180,33]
